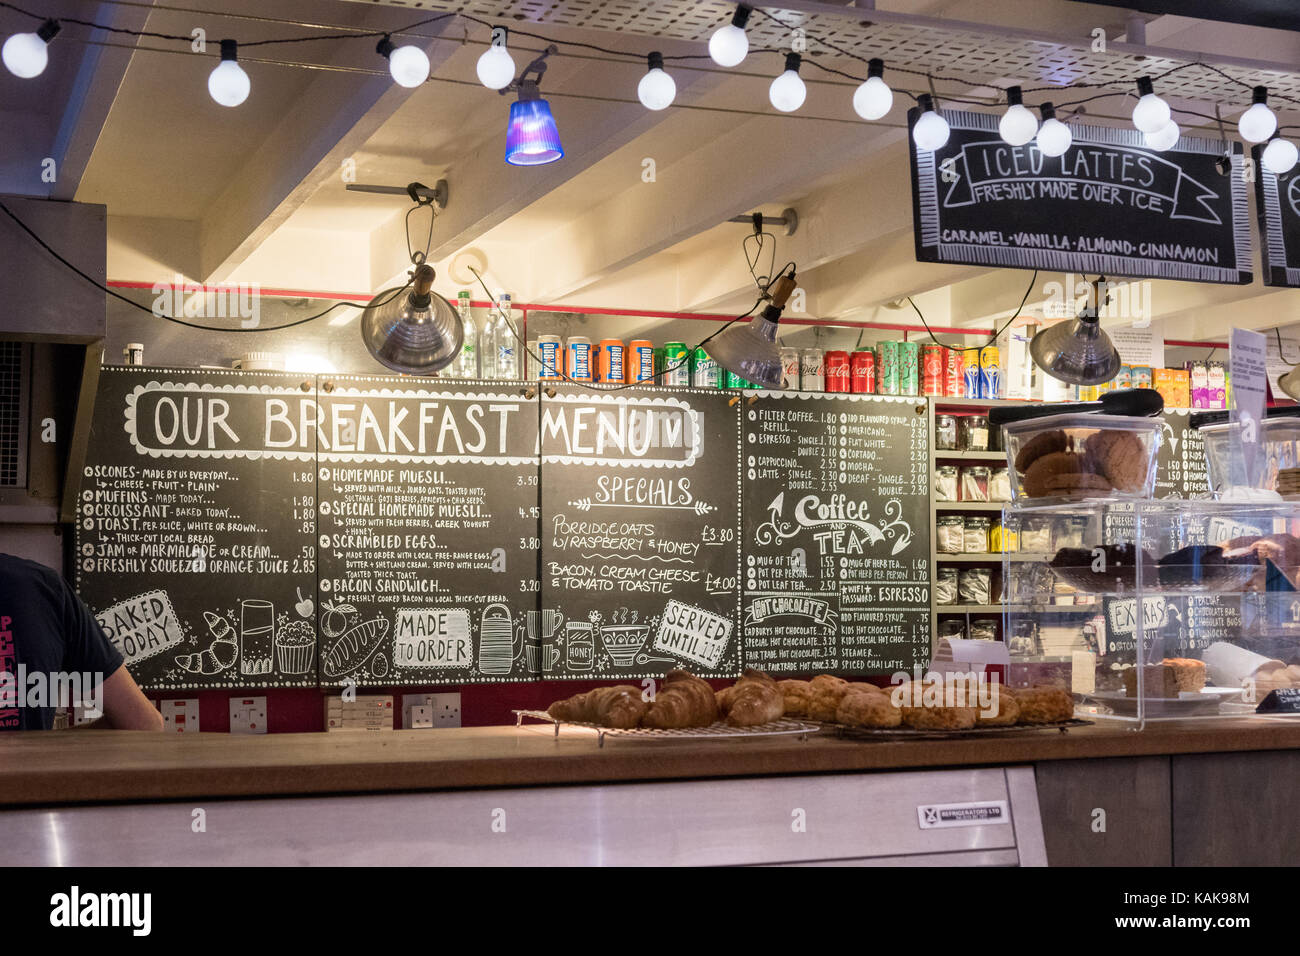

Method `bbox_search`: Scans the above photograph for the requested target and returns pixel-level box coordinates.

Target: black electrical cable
[908,269,1039,354]
[0,197,414,332]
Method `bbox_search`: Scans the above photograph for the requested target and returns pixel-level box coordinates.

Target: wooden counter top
[3,716,1299,808]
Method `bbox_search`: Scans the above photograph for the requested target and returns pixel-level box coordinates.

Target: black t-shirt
[0,553,125,730]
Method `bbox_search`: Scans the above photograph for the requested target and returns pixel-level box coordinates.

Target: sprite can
[663,342,691,386]
[691,347,720,388]
[724,370,748,389]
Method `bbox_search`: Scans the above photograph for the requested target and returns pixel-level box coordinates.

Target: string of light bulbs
[1,0,1297,173]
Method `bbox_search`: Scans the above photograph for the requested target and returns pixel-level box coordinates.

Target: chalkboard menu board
[742,393,932,674]
[910,108,1252,284]
[315,377,539,685]
[540,385,741,679]
[1154,410,1212,500]
[75,368,319,690]
[1254,149,1300,287]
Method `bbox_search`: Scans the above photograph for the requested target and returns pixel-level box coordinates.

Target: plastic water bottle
[455,291,478,379]
[494,293,517,380]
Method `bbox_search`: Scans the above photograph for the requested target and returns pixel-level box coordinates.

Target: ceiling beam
[197,19,462,283]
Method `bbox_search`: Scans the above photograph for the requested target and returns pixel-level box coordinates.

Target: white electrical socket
[431,693,461,728]
[402,693,435,729]
[229,696,267,734]
[409,705,434,729]
[162,699,200,733]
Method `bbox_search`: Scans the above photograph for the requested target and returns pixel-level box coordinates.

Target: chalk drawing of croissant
[175,611,239,675]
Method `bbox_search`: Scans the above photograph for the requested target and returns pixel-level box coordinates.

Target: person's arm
[95,664,164,731]
[59,576,163,731]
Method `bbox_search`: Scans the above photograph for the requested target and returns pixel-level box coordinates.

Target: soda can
[979,345,1001,399]
[537,334,563,381]
[691,347,720,388]
[597,339,625,384]
[850,349,875,394]
[662,342,691,387]
[825,350,851,392]
[946,347,964,397]
[724,370,748,389]
[962,348,983,399]
[876,341,899,395]
[628,339,654,384]
[800,348,825,392]
[653,347,665,379]
[921,344,945,396]
[780,347,802,390]
[899,341,920,396]
[566,337,594,383]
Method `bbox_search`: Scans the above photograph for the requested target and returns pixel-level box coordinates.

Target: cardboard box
[1153,367,1190,409]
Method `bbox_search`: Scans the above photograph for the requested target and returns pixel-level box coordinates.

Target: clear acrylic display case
[1003,498,1300,726]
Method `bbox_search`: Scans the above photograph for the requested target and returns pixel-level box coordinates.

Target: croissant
[720,668,784,727]
[642,670,718,729]
[547,691,590,723]
[583,685,649,729]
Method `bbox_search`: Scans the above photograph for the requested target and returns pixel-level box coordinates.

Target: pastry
[1161,658,1206,693]
[1123,665,1179,699]
[1014,428,1068,472]
[718,668,785,727]
[1083,430,1149,493]
[835,690,903,728]
[584,685,650,728]
[1042,472,1113,496]
[778,679,815,717]
[1022,451,1087,497]
[546,685,648,728]
[975,683,1020,726]
[807,675,854,721]
[1157,545,1226,588]
[1010,684,1075,721]
[901,701,977,731]
[1049,543,1158,591]
[642,669,718,729]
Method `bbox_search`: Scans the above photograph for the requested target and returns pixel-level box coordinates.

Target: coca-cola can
[850,349,876,393]
[780,347,801,390]
[825,350,851,392]
[800,348,825,392]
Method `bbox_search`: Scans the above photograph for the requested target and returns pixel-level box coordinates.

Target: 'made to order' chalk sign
[910,108,1252,284]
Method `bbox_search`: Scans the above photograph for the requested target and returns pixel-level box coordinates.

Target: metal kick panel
[3,767,1029,866]
[343,0,1300,104]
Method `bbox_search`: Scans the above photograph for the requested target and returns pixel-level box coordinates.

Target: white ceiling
[3,0,1300,340]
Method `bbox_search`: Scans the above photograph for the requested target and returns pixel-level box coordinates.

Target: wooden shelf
[932,397,1031,408]
[934,604,1003,614]
[934,501,1012,510]
[935,552,1050,562]
[933,450,1007,462]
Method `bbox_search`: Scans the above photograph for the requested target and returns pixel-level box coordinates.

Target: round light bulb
[998,103,1038,146]
[708,24,748,67]
[1143,119,1180,152]
[387,44,430,88]
[852,76,893,120]
[769,70,806,112]
[208,60,250,107]
[1238,102,1278,144]
[1036,117,1072,157]
[1132,92,1170,134]
[1263,137,1299,175]
[2,31,49,78]
[476,44,516,90]
[637,67,676,110]
[912,109,950,151]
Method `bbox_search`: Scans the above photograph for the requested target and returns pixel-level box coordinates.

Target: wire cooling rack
[819,717,1094,741]
[513,710,820,747]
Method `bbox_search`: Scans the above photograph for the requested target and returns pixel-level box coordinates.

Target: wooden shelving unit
[927,397,1031,641]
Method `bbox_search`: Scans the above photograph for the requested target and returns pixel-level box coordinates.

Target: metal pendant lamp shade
[1278,364,1300,401]
[361,263,463,375]
[708,273,798,389]
[1029,314,1122,386]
